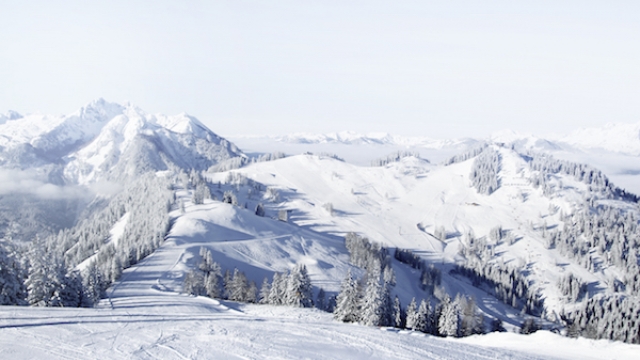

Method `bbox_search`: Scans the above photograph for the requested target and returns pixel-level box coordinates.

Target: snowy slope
[3,172,633,359]
[4,302,637,359]
[198,148,636,320]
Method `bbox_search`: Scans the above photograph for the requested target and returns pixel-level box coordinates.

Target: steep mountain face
[0,100,244,241]
[0,110,22,125]
[0,99,243,182]
[63,105,243,184]
[0,99,125,168]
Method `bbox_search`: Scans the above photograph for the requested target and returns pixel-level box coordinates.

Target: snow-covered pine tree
[205,272,222,299]
[359,273,383,326]
[26,247,67,307]
[415,299,430,333]
[228,268,248,302]
[438,295,459,337]
[460,296,484,336]
[469,147,500,195]
[267,272,285,305]
[284,264,314,308]
[59,270,84,307]
[82,261,106,306]
[0,241,26,305]
[258,277,271,304]
[383,265,396,287]
[246,281,258,303]
[334,269,359,323]
[392,296,404,328]
[405,297,418,330]
[520,318,540,334]
[183,269,205,296]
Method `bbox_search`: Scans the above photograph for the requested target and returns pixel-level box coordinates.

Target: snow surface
[6,301,637,360]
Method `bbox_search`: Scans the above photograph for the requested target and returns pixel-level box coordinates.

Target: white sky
[1,1,639,139]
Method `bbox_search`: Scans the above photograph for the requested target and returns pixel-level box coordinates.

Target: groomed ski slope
[1,300,637,360]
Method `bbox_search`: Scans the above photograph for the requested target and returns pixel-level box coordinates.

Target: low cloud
[0,169,93,200]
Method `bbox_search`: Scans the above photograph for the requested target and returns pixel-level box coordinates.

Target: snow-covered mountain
[0,99,244,183]
[561,121,640,155]
[0,99,244,241]
[261,122,640,156]
[263,130,479,149]
[0,110,22,125]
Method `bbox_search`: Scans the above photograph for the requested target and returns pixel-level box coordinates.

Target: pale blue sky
[1,1,639,138]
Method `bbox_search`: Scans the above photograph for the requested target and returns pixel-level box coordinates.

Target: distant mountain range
[233,122,640,156]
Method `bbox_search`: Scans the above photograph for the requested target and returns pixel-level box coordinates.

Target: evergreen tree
[183,269,205,296]
[415,299,430,333]
[316,288,326,311]
[0,242,26,305]
[205,272,222,299]
[26,248,67,307]
[383,265,396,287]
[223,269,232,299]
[438,295,459,337]
[228,269,248,302]
[460,296,484,336]
[258,277,271,304]
[490,318,505,332]
[334,270,359,323]
[82,261,106,306]
[392,296,404,328]
[246,281,258,303]
[405,297,418,330]
[285,264,314,308]
[268,272,285,305]
[521,318,540,334]
[359,273,382,326]
[59,270,84,307]
[379,283,393,327]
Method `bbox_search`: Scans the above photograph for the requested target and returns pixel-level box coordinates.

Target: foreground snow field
[1,223,638,359]
[1,299,637,360]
